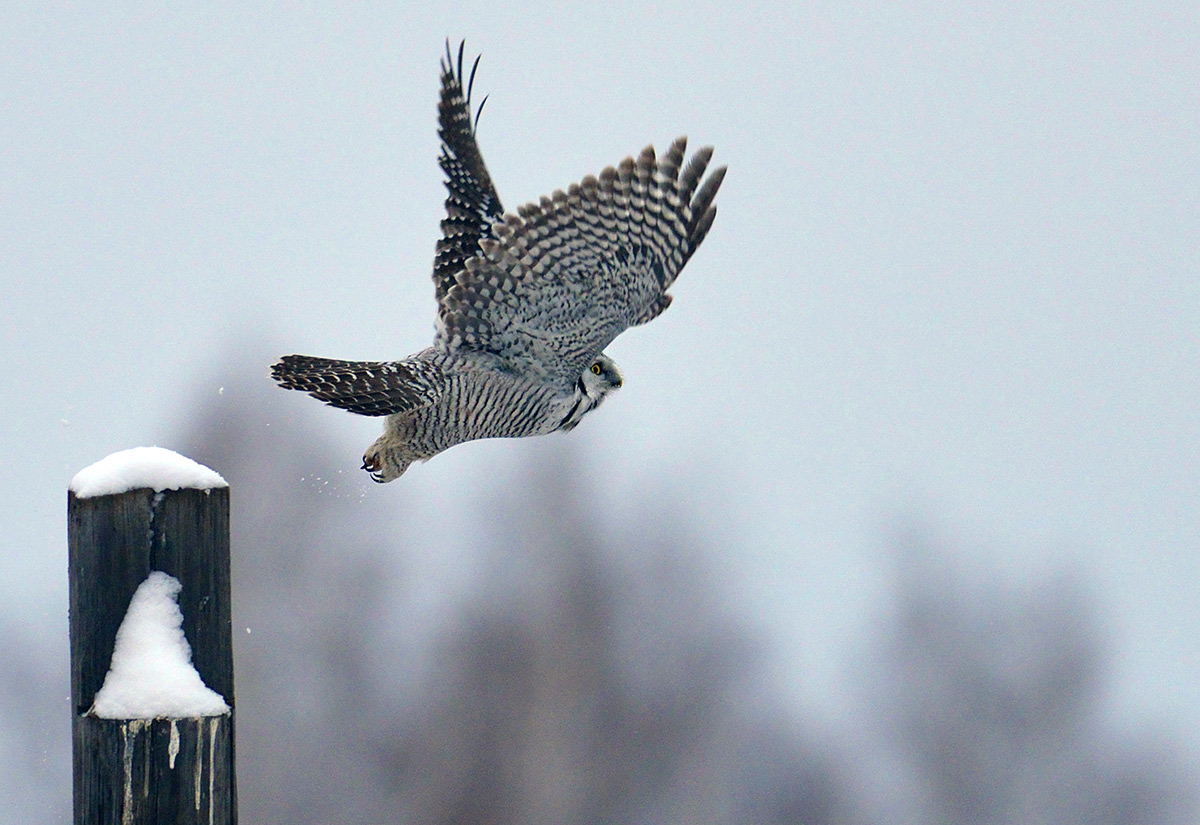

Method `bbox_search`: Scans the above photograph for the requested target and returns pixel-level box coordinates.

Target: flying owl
[272,42,725,482]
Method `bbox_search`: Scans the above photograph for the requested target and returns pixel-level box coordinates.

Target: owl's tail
[271,355,436,417]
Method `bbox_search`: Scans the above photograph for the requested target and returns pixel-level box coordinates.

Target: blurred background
[3,2,1197,822]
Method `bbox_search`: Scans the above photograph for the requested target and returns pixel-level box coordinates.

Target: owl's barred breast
[362,353,578,481]
[398,365,571,448]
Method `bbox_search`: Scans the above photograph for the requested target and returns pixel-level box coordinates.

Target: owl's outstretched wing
[432,41,504,307]
[435,137,725,386]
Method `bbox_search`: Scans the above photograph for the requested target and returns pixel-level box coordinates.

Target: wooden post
[69,484,236,824]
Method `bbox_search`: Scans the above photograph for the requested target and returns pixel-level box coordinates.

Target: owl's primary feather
[433,42,503,307]
[272,40,724,482]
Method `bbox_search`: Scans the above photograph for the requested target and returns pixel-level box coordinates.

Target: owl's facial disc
[587,354,623,392]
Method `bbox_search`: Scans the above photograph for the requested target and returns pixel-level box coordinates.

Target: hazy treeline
[1,364,1192,823]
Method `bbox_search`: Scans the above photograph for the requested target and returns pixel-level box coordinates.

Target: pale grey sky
[4,0,1198,796]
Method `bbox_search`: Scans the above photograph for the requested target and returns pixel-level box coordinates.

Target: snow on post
[70,446,228,498]
[92,572,230,719]
[68,448,235,825]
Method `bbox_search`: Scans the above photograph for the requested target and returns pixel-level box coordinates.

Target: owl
[272,42,725,482]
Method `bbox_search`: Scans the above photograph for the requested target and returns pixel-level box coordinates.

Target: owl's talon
[362,454,388,483]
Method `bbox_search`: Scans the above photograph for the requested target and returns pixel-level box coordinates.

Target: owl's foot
[362,455,387,484]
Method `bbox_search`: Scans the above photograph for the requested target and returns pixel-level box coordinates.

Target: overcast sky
[4,0,1198,774]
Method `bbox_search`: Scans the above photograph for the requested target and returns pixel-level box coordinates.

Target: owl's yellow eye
[590,363,603,375]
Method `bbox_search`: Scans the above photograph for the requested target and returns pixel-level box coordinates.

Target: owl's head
[559,353,622,432]
[583,353,623,396]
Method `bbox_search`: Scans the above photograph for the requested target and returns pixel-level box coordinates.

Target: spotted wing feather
[436,137,725,385]
[433,41,503,306]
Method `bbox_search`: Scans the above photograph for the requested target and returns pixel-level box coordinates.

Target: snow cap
[70,447,227,498]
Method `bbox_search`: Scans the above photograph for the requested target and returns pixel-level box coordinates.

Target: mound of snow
[70,447,227,498]
[92,572,229,719]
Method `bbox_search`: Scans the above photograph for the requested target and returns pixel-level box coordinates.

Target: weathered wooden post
[69,447,236,824]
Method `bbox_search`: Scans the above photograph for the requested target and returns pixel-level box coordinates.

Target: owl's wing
[435,137,725,385]
[432,42,504,306]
